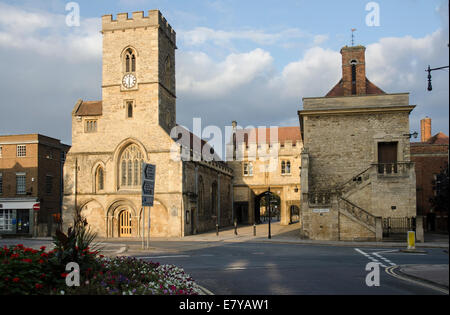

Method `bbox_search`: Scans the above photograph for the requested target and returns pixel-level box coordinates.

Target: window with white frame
[17,145,26,157]
[0,210,13,231]
[243,162,253,176]
[16,173,26,194]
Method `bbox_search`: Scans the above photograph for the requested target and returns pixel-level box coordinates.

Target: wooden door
[378,142,398,173]
[119,210,132,237]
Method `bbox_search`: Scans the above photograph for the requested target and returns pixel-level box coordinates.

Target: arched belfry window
[124,48,136,73]
[119,144,144,188]
[96,166,104,191]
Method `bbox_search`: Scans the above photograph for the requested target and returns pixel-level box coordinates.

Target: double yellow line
[385,266,449,295]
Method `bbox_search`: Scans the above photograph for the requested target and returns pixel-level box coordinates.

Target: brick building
[298,45,421,241]
[0,134,70,237]
[411,117,449,232]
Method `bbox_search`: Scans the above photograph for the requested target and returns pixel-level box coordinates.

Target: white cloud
[0,2,101,62]
[178,49,274,98]
[179,26,323,47]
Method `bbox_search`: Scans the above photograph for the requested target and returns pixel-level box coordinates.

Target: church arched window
[124,48,136,73]
[96,166,104,191]
[119,144,144,188]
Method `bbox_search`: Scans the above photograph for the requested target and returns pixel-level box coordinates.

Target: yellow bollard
[407,231,416,250]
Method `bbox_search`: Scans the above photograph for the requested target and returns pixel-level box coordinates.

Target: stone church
[62,10,233,238]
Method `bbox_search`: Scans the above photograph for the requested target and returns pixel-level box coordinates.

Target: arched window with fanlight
[119,144,144,189]
[124,48,136,73]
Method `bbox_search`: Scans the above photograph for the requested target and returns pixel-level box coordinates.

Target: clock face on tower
[122,74,136,89]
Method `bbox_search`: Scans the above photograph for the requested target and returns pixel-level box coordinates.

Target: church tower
[101,10,176,134]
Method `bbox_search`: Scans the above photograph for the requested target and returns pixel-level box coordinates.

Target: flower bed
[0,245,202,295]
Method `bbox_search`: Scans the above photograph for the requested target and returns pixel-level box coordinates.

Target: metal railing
[383,217,416,237]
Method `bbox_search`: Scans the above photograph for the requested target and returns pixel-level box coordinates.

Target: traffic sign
[33,203,40,211]
[142,163,156,207]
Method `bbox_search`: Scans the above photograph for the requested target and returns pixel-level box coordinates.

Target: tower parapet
[101,10,176,46]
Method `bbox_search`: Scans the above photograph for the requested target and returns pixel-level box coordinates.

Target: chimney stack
[420,117,432,142]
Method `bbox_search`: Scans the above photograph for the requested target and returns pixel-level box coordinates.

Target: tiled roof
[75,101,103,116]
[235,126,301,145]
[425,132,449,145]
[172,125,223,162]
[325,78,386,97]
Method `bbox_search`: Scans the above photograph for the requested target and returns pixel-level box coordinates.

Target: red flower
[40,246,46,251]
[12,278,20,283]
[10,254,19,259]
[40,253,48,258]
[38,259,45,264]
[35,283,43,289]
[17,244,24,248]
[21,258,33,263]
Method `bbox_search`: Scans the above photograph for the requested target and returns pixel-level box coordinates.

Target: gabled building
[298,45,421,241]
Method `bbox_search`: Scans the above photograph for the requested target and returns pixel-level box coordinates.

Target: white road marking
[354,248,388,268]
[373,253,396,266]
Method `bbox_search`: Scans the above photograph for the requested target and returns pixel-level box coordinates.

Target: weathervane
[351,28,357,46]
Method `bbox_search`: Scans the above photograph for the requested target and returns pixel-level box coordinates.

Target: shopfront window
[0,210,13,231]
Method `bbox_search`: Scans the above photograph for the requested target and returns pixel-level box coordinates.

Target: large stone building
[62,10,233,238]
[227,124,302,225]
[411,117,449,232]
[0,134,70,237]
[298,45,421,241]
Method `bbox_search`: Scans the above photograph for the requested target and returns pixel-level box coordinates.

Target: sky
[0,0,448,146]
